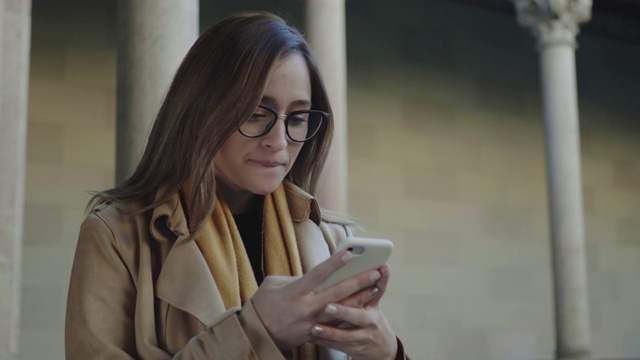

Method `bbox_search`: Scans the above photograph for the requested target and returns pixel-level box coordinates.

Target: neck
[215,177,260,215]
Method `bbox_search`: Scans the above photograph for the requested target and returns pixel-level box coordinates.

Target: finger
[309,327,355,353]
[367,264,390,307]
[340,286,379,309]
[315,286,379,325]
[315,269,381,305]
[294,251,352,295]
[321,303,373,329]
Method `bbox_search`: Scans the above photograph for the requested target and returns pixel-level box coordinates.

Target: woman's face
[214,53,311,196]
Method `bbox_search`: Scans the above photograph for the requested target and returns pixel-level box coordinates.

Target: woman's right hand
[251,250,382,352]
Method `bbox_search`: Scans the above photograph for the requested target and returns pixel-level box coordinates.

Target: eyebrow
[261,95,312,107]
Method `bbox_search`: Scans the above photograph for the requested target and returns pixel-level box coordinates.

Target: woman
[66,12,406,360]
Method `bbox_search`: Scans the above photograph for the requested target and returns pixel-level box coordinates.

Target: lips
[251,160,284,168]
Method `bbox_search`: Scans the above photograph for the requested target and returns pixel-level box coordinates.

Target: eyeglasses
[238,105,328,142]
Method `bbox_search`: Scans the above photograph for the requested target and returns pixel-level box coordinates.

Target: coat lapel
[283,181,333,272]
[150,188,228,326]
[156,238,228,326]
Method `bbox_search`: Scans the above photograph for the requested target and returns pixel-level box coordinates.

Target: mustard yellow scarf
[195,183,317,359]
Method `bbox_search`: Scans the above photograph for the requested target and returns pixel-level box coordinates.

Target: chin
[247,181,281,196]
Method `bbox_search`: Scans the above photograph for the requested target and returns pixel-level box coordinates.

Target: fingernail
[370,271,381,282]
[312,325,324,335]
[325,304,338,315]
[368,287,379,298]
[340,251,352,262]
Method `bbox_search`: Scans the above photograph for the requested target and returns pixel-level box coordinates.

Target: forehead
[260,53,312,107]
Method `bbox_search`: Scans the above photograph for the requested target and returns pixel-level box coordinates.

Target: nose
[260,117,288,151]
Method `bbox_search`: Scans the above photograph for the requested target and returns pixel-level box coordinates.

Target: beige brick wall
[20,1,640,359]
[21,3,116,359]
[346,70,556,359]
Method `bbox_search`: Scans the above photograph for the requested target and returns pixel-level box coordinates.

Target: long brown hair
[92,12,334,237]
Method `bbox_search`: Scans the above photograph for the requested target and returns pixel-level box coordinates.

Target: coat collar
[283,180,322,225]
[149,186,190,243]
[149,180,321,243]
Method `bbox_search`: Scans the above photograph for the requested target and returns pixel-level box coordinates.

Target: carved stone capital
[512,0,592,48]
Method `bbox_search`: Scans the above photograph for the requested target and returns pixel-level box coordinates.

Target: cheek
[213,146,230,168]
[214,135,246,170]
[288,143,304,167]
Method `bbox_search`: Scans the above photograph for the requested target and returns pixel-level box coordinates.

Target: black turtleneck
[233,198,264,284]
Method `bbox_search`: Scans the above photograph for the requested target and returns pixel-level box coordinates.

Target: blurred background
[16,0,640,359]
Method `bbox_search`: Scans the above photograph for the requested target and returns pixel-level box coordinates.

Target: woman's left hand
[310,265,398,360]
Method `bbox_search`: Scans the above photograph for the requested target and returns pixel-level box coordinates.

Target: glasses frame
[238,105,328,143]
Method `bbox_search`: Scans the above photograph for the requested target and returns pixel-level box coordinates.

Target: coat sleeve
[173,300,286,360]
[65,213,138,359]
[66,213,287,360]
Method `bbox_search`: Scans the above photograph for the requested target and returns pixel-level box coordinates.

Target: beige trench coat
[65,182,352,360]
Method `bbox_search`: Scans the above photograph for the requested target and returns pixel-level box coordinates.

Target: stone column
[0,0,31,358]
[116,0,198,184]
[306,0,348,213]
[512,1,593,359]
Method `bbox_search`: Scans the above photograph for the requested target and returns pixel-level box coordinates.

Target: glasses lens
[240,107,276,137]
[287,111,324,142]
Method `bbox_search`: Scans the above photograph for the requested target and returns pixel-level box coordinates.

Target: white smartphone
[314,237,394,293]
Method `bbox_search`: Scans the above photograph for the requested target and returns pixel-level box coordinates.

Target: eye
[248,108,272,123]
[288,114,309,126]
[248,113,268,122]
